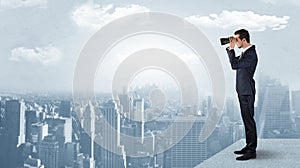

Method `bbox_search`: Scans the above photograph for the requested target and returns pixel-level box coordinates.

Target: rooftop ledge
[196,139,300,168]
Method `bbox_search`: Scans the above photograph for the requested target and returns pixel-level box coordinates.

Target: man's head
[234,29,250,49]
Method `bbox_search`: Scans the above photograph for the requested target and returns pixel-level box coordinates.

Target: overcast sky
[0,0,299,95]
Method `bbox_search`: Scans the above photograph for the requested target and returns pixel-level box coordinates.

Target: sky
[0,0,299,95]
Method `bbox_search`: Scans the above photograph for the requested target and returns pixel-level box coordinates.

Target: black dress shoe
[234,147,248,155]
[236,151,256,161]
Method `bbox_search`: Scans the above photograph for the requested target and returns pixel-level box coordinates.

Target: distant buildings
[257,76,293,138]
[1,78,300,168]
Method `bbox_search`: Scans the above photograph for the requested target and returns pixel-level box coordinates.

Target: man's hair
[234,29,250,43]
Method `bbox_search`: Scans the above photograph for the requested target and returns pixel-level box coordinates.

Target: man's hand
[229,36,236,49]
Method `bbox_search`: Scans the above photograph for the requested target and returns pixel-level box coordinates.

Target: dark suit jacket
[226,45,258,95]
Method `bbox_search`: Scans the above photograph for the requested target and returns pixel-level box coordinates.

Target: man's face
[235,34,243,48]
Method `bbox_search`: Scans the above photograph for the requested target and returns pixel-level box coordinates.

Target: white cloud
[71,3,150,29]
[185,10,290,32]
[261,0,300,5]
[0,0,47,9]
[261,0,277,5]
[10,46,62,65]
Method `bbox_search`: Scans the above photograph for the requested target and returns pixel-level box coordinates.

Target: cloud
[0,0,47,9]
[261,0,277,5]
[185,10,290,32]
[10,46,62,65]
[261,0,300,6]
[71,3,150,29]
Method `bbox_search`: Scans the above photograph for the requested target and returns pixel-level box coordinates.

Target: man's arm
[226,48,257,70]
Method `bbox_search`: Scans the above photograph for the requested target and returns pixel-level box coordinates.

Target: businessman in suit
[226,29,258,161]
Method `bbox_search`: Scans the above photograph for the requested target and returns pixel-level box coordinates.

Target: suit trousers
[238,94,257,152]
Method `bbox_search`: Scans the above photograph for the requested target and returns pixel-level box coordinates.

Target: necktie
[239,52,244,60]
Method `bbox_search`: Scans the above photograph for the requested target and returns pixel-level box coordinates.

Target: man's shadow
[256,149,283,160]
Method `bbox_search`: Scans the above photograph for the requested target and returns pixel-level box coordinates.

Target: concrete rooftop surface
[196,139,300,168]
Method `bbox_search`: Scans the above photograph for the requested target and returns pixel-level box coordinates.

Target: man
[226,29,258,161]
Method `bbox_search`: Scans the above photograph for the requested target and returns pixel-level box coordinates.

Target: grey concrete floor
[196,139,300,168]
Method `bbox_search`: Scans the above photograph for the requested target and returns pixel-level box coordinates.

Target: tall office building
[81,101,95,168]
[44,117,72,146]
[99,100,124,168]
[31,122,48,144]
[292,90,300,117]
[59,101,71,118]
[296,116,300,133]
[256,75,275,131]
[39,135,59,168]
[118,94,130,113]
[164,116,207,168]
[26,110,39,141]
[0,100,26,167]
[5,100,26,146]
[257,77,292,138]
[44,117,72,167]
[64,142,80,168]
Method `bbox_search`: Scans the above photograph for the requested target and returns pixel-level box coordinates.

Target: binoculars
[220,38,230,45]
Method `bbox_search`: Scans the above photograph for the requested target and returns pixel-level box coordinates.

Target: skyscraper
[44,117,72,146]
[39,135,59,168]
[59,101,71,118]
[5,100,26,146]
[81,101,95,168]
[292,90,300,117]
[0,100,26,167]
[257,77,292,138]
[26,110,39,141]
[164,116,207,168]
[98,100,124,168]
[31,122,48,144]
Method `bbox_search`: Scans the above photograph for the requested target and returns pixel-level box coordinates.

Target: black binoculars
[220,38,230,45]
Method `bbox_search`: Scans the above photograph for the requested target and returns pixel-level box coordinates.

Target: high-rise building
[292,90,300,117]
[118,94,130,113]
[26,110,39,141]
[164,116,207,168]
[64,142,80,168]
[44,117,72,146]
[39,135,59,168]
[31,122,48,144]
[59,101,71,118]
[5,100,26,146]
[44,117,72,167]
[295,116,300,134]
[0,100,26,167]
[257,77,292,138]
[98,100,124,168]
[80,101,95,168]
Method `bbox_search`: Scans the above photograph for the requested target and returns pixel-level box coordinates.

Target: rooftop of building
[196,139,300,168]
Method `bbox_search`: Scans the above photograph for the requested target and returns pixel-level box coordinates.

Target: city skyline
[1,75,299,167]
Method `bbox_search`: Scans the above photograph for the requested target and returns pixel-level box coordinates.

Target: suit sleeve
[226,48,256,70]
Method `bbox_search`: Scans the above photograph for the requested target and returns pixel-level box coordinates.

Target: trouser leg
[238,94,257,152]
